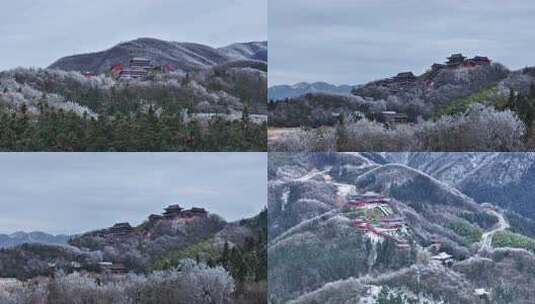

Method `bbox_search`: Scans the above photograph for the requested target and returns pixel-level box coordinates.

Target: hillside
[0,205,266,280]
[269,56,535,129]
[268,153,535,303]
[0,39,267,151]
[268,82,354,101]
[0,206,266,303]
[48,38,267,74]
[268,93,378,127]
[381,152,535,224]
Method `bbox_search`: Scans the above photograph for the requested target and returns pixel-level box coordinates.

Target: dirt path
[295,168,331,182]
[479,208,509,253]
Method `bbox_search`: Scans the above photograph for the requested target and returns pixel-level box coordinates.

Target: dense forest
[0,103,266,151]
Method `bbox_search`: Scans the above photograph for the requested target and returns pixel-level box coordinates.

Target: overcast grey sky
[0,153,266,235]
[0,0,266,71]
[269,0,535,86]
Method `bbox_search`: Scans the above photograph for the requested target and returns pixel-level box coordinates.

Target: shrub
[270,104,526,152]
[493,231,535,253]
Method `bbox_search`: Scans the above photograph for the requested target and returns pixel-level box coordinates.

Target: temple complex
[151,204,209,221]
[108,57,173,81]
[431,53,492,72]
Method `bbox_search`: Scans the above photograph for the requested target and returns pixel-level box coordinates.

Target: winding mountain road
[479,208,509,253]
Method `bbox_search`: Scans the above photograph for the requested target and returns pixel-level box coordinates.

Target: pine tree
[335,114,349,150]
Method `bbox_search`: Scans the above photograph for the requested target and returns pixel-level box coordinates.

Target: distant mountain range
[0,231,69,248]
[48,37,267,74]
[268,82,355,101]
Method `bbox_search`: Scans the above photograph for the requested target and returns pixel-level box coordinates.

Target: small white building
[432,252,454,266]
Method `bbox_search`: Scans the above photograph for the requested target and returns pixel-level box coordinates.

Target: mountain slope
[352,63,510,117]
[0,206,266,282]
[385,153,535,221]
[269,61,535,130]
[218,41,268,62]
[268,153,535,303]
[48,38,267,74]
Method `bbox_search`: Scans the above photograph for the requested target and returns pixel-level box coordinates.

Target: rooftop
[112,222,132,228]
[474,288,490,296]
[165,204,183,210]
[432,252,453,260]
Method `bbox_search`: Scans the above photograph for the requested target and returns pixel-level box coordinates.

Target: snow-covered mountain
[382,152,535,220]
[268,152,535,303]
[268,82,355,101]
[48,38,267,74]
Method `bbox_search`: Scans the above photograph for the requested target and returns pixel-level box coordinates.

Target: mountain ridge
[268,81,355,101]
[48,37,267,74]
[0,231,70,248]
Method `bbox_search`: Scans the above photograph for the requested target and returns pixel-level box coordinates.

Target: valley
[268,152,535,303]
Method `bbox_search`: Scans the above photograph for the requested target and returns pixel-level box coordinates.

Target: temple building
[159,204,209,220]
[432,252,454,267]
[149,214,164,222]
[108,57,174,81]
[129,57,152,69]
[163,204,184,218]
[464,56,491,67]
[446,53,467,67]
[431,63,446,71]
[118,68,149,80]
[109,222,134,235]
[380,111,408,126]
[180,207,208,218]
[393,72,416,82]
[474,288,491,303]
[110,64,124,79]
[472,56,491,64]
[110,263,128,275]
[109,57,153,81]
[98,262,128,275]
